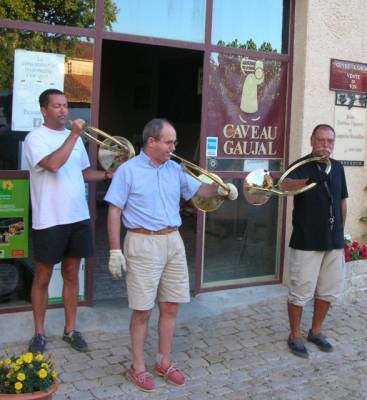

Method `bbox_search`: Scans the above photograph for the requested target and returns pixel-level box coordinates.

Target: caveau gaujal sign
[222,124,279,156]
[207,53,287,159]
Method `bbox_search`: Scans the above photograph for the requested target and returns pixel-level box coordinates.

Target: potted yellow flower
[0,352,58,399]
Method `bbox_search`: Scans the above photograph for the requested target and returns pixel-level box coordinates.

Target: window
[212,0,289,54]
[110,0,206,43]
[0,29,94,170]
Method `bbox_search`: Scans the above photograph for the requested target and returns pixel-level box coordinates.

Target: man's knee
[288,290,313,307]
[61,271,78,286]
[159,302,179,318]
[315,295,337,305]
[131,309,152,324]
[61,261,80,284]
[33,265,53,289]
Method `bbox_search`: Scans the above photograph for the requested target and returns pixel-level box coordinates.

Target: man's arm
[83,168,112,182]
[195,183,219,198]
[341,198,347,227]
[38,119,84,173]
[195,182,238,200]
[278,178,309,192]
[107,204,122,249]
[107,203,126,278]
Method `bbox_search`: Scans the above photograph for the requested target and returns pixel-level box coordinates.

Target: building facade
[0,0,366,313]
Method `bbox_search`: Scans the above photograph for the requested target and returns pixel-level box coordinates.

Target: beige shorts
[123,230,190,310]
[287,248,345,306]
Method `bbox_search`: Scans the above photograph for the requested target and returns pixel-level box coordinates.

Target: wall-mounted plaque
[330,59,367,94]
[333,105,366,166]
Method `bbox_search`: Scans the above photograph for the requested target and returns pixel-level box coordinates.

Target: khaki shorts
[287,248,345,306]
[124,230,190,310]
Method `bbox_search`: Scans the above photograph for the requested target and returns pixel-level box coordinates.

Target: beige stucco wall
[284,0,367,280]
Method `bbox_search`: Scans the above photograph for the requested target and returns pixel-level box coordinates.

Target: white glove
[217,183,238,201]
[108,249,126,279]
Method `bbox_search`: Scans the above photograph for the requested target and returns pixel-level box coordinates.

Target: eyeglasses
[314,137,335,145]
[153,138,178,147]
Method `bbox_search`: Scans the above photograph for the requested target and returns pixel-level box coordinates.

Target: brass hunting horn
[170,153,230,212]
[243,156,332,206]
[82,126,135,171]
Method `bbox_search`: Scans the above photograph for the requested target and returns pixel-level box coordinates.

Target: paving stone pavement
[2,294,367,400]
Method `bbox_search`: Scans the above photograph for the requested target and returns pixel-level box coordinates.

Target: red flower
[360,245,367,259]
[344,246,351,262]
[344,237,367,263]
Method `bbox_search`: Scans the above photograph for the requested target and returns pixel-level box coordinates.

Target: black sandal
[287,337,309,358]
[307,330,333,352]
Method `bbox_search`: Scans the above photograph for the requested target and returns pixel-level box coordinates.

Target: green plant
[0,352,57,394]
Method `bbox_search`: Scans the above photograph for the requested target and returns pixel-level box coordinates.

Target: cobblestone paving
[2,296,367,399]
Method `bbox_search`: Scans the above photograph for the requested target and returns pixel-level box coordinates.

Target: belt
[127,227,177,235]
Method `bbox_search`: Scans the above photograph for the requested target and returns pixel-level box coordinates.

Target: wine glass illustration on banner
[240,57,264,119]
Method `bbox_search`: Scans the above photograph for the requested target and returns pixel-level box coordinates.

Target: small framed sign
[206,137,218,157]
[330,59,367,94]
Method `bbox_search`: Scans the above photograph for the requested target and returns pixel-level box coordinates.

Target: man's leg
[154,301,185,385]
[157,301,179,368]
[310,298,330,335]
[31,262,53,334]
[306,250,343,353]
[288,301,303,339]
[61,256,81,333]
[130,309,152,372]
[61,257,89,352]
[306,298,333,352]
[28,262,53,352]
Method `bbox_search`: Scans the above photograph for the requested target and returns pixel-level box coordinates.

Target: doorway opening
[94,39,203,302]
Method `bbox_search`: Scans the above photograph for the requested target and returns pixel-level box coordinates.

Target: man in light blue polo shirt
[105,118,238,392]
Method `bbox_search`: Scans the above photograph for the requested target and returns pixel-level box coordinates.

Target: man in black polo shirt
[284,124,348,358]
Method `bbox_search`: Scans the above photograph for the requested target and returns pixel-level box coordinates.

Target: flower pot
[0,382,59,400]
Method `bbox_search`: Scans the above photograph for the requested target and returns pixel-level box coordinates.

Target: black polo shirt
[288,155,348,251]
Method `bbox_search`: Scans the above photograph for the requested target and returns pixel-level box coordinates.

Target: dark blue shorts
[33,219,93,265]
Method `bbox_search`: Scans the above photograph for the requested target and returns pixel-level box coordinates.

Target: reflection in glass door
[199,48,288,288]
[202,179,281,287]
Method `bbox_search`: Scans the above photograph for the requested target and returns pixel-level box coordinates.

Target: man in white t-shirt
[24,89,110,354]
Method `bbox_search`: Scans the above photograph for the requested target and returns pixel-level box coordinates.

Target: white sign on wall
[333,105,367,166]
[12,49,65,131]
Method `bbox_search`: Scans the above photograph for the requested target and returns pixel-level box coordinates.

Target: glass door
[198,50,288,290]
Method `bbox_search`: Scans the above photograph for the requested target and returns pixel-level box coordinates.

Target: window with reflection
[212,0,290,53]
[0,29,94,308]
[0,29,94,170]
[110,0,206,43]
[202,179,280,285]
[0,0,101,29]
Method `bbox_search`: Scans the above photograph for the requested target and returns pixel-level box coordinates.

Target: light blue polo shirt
[104,150,201,230]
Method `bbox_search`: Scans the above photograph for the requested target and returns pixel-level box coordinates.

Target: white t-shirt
[24,125,90,229]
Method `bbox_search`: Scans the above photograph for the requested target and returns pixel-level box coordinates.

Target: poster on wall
[11,49,65,131]
[333,105,366,166]
[207,53,287,164]
[0,179,29,258]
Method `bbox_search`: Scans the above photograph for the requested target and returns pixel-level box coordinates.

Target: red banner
[207,53,287,159]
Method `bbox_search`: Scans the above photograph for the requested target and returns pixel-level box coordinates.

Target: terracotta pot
[0,382,59,400]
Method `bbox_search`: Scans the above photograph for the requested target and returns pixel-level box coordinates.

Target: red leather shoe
[154,362,185,386]
[126,367,155,392]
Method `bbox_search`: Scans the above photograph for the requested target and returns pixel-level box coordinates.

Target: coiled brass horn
[170,153,230,212]
[243,156,332,206]
[82,126,135,171]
